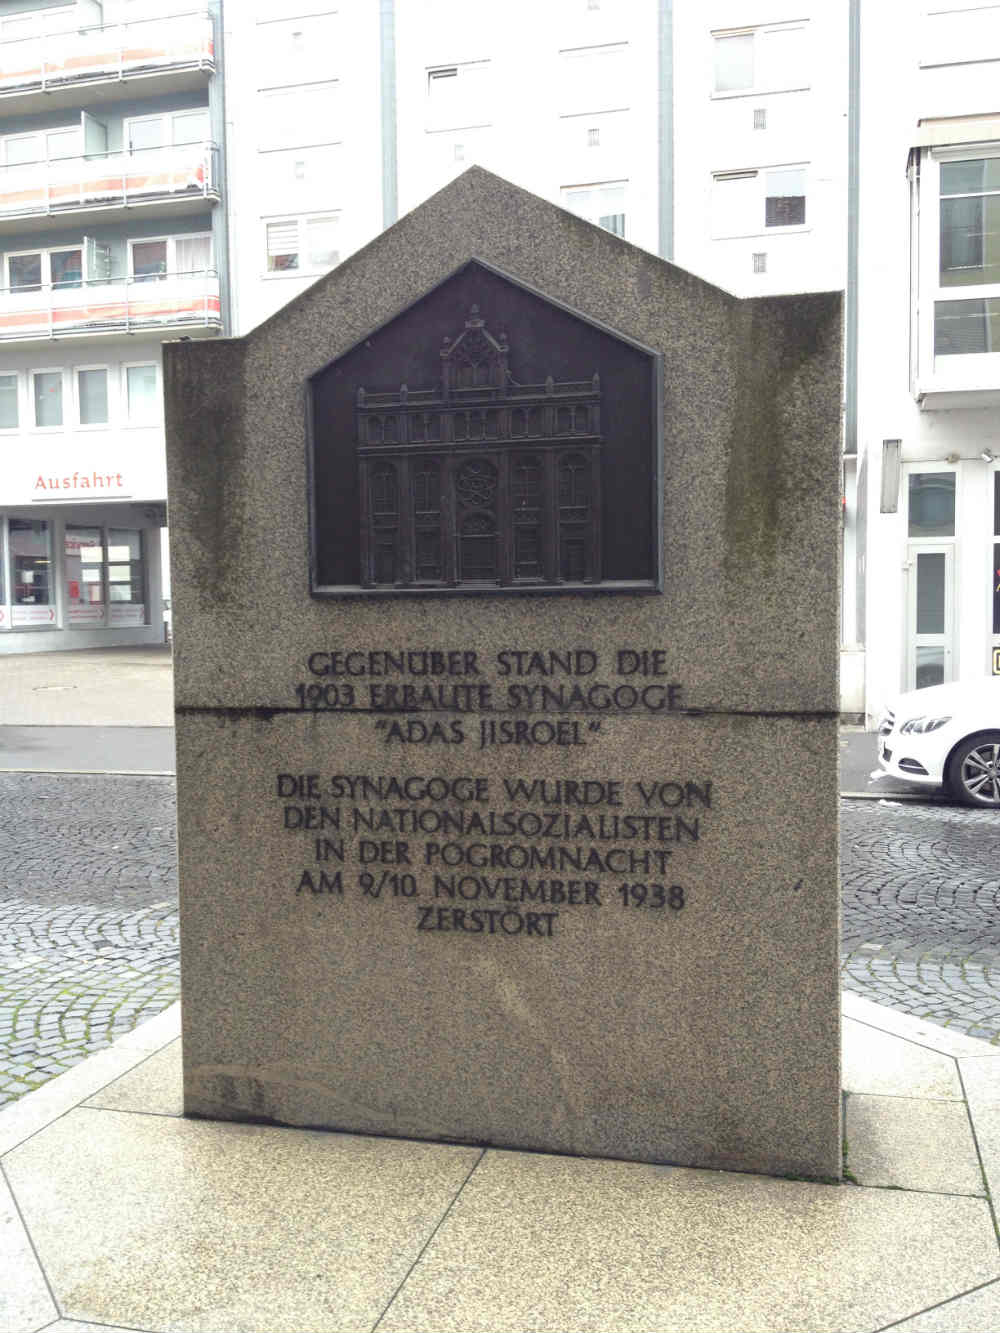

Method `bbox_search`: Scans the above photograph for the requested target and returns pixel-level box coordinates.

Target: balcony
[0,11,215,114]
[0,143,219,235]
[0,270,221,343]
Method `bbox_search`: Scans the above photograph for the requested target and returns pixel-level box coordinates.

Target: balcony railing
[0,270,221,340]
[0,11,214,96]
[0,143,219,222]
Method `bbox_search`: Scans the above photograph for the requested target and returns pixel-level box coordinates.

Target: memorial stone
[165,168,843,1179]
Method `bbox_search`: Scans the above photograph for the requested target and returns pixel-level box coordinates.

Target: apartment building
[0,0,221,653]
[6,0,992,726]
[851,2,1000,723]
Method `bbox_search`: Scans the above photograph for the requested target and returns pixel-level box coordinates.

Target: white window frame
[124,108,210,152]
[122,360,160,427]
[257,82,341,152]
[262,211,341,279]
[560,180,627,238]
[0,370,21,433]
[30,367,66,432]
[73,363,112,430]
[558,43,629,116]
[425,61,492,133]
[127,232,213,279]
[0,125,80,166]
[710,164,809,239]
[711,21,809,99]
[5,244,84,290]
[919,144,1000,386]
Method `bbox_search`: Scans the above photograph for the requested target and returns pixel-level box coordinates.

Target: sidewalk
[0,646,175,773]
[3,992,1000,1333]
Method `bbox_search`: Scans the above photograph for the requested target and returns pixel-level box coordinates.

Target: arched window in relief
[559,453,591,511]
[574,405,589,433]
[527,406,543,435]
[556,405,572,434]
[454,412,468,441]
[369,462,399,585]
[383,416,398,444]
[412,462,442,582]
[459,512,498,581]
[512,455,544,580]
[368,416,383,444]
[511,408,526,437]
[413,463,439,514]
[371,463,398,515]
[512,455,543,511]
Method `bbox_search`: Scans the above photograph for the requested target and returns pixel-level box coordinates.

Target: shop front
[0,437,166,654]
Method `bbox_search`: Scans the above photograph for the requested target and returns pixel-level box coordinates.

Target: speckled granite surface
[164,168,843,1178]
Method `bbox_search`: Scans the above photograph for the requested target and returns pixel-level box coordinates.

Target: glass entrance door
[906,545,954,689]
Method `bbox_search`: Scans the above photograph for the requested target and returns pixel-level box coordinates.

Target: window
[559,44,628,114]
[49,248,82,287]
[10,519,52,625]
[130,240,167,281]
[753,252,767,273]
[932,153,1000,357]
[909,472,956,538]
[8,252,40,291]
[753,107,767,130]
[128,234,212,280]
[765,168,806,227]
[125,364,158,424]
[712,23,808,96]
[77,368,109,426]
[426,62,491,132]
[107,529,146,624]
[65,526,105,625]
[561,181,626,237]
[0,373,17,428]
[255,13,339,84]
[587,127,600,147]
[711,166,807,238]
[63,526,147,627]
[258,84,340,151]
[125,108,209,152]
[0,125,80,166]
[32,371,62,428]
[6,247,82,291]
[265,214,340,275]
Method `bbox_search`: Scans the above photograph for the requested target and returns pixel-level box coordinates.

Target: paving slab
[889,1280,1000,1332]
[0,1166,57,1333]
[842,1017,963,1099]
[960,1054,1000,1104]
[376,1149,999,1333]
[845,1093,984,1194]
[3,1107,481,1333]
[83,1040,182,1116]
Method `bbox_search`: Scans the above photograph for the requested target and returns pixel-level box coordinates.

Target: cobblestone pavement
[1,772,178,1107]
[841,798,1000,1043]
[3,773,1000,1108]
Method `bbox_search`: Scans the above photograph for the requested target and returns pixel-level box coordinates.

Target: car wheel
[946,732,1000,807]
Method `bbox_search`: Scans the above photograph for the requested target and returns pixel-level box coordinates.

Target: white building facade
[851,1,1000,724]
[7,0,994,728]
[0,0,222,653]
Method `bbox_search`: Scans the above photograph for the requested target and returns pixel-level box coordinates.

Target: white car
[877,678,1000,807]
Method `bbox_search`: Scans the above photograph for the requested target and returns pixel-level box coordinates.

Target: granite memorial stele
[165,167,843,1179]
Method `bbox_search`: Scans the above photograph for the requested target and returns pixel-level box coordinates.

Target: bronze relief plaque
[308,261,661,596]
